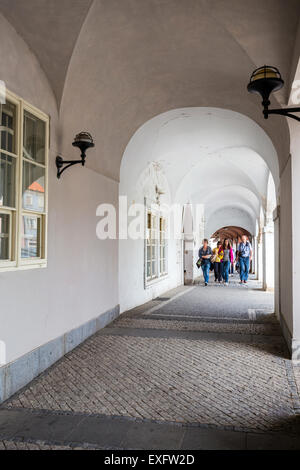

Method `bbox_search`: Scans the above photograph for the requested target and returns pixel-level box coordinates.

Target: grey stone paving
[294,365,300,396]
[0,440,94,450]
[1,274,300,449]
[113,317,281,336]
[144,276,274,320]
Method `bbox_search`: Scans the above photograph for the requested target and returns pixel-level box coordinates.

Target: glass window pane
[0,101,16,154]
[23,110,46,164]
[22,161,45,212]
[0,213,10,260]
[151,229,157,241]
[152,261,156,276]
[147,261,151,278]
[21,214,41,258]
[0,153,16,208]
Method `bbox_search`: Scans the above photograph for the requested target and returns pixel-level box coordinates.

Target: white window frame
[145,199,168,287]
[0,89,49,272]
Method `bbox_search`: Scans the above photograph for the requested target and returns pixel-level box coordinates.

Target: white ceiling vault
[0,0,299,107]
[120,107,277,236]
[0,0,299,181]
[0,0,93,104]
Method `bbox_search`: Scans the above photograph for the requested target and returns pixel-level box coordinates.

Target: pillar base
[279,312,300,360]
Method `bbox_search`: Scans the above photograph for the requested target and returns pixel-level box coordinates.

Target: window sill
[0,262,47,273]
[145,274,169,289]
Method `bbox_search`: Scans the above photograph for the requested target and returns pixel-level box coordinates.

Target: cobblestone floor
[294,365,300,396]
[2,275,300,449]
[0,440,97,450]
[114,317,281,336]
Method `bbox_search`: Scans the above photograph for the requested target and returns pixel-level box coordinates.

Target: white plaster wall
[119,169,182,313]
[0,14,119,364]
[119,235,180,313]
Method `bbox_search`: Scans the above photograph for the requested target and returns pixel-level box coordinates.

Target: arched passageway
[210,225,255,274]
[2,0,300,452]
[119,107,277,315]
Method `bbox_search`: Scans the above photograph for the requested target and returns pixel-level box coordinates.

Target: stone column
[257,232,263,283]
[184,234,196,285]
[262,224,275,291]
[252,236,258,276]
[273,206,280,320]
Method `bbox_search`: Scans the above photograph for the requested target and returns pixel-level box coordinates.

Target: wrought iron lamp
[247,65,300,122]
[56,132,95,179]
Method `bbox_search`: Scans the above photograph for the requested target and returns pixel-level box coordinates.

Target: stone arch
[119,106,279,310]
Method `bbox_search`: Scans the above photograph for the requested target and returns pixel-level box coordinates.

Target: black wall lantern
[247,65,300,122]
[56,132,95,179]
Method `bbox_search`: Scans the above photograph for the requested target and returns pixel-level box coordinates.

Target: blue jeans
[239,257,250,281]
[222,261,230,282]
[201,262,210,283]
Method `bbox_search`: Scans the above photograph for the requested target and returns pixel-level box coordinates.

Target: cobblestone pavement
[0,440,97,450]
[1,274,300,449]
[294,365,300,396]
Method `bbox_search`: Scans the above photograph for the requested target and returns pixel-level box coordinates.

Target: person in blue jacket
[237,235,252,284]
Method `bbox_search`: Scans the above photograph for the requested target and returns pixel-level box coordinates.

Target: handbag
[196,258,202,269]
[210,254,217,263]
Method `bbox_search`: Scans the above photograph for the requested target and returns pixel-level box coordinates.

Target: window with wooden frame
[0,90,49,271]
[146,207,168,285]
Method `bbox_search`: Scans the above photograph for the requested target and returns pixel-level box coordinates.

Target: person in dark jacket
[199,239,212,286]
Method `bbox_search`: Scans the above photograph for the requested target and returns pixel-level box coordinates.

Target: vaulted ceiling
[0,0,93,104]
[0,0,299,108]
[1,0,300,181]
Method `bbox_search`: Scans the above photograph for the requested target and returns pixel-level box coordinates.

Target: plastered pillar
[262,225,275,291]
[257,232,263,283]
[273,206,280,319]
[184,234,196,285]
[252,236,258,276]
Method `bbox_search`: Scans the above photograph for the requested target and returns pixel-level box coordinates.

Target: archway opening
[119,107,278,314]
[210,225,254,277]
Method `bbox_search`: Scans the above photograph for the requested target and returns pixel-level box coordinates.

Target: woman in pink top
[218,238,234,285]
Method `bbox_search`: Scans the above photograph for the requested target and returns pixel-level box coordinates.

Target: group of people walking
[198,235,252,286]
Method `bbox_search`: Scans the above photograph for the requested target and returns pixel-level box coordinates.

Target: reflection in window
[0,101,16,154]
[21,214,41,259]
[146,211,168,283]
[0,213,10,260]
[0,91,48,269]
[22,161,45,212]
[159,217,167,275]
[146,212,158,281]
[0,153,16,208]
[23,111,45,164]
